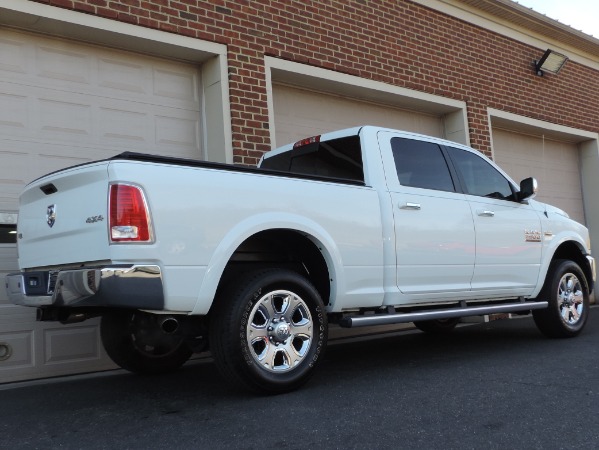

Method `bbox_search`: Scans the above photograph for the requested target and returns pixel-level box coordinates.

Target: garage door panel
[0,35,28,76]
[0,30,201,110]
[37,44,92,85]
[0,91,27,133]
[156,115,200,150]
[99,108,149,144]
[493,129,585,224]
[0,179,25,211]
[0,306,37,326]
[0,320,116,383]
[38,97,92,137]
[1,83,201,157]
[98,57,149,95]
[44,325,101,364]
[273,84,443,147]
[0,329,33,370]
[153,68,200,103]
[0,245,18,305]
[0,89,201,211]
[0,247,38,375]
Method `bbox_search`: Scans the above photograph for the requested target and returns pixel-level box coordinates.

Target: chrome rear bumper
[5,265,164,310]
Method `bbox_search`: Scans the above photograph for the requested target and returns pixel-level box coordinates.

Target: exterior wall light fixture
[534,49,568,76]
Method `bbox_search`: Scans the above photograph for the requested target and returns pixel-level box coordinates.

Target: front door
[446,146,543,295]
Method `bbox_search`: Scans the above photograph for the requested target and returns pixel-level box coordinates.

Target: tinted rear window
[261,136,364,183]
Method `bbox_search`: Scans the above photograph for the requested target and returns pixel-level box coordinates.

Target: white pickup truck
[5,126,595,393]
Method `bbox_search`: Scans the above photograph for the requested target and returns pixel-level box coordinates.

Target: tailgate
[17,162,111,269]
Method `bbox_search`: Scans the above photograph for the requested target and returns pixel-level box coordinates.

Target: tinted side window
[261,136,363,182]
[391,138,455,192]
[447,147,514,200]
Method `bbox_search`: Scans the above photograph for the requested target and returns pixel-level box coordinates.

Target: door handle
[400,202,421,210]
[477,210,495,217]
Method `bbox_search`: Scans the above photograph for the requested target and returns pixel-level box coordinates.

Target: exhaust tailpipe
[59,312,88,324]
[160,317,179,334]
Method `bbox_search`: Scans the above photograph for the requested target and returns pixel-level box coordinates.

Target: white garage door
[492,128,585,224]
[272,84,444,148]
[0,29,203,383]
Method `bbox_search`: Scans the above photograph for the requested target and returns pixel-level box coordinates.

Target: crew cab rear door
[378,132,475,298]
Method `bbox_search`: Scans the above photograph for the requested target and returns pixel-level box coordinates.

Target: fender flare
[531,233,590,298]
[190,212,344,315]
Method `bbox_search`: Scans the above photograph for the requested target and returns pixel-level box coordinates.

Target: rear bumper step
[338,301,548,328]
[5,265,164,310]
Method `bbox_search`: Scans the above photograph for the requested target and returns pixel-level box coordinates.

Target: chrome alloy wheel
[557,272,584,325]
[246,290,313,372]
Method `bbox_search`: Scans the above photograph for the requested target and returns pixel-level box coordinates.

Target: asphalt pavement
[1,311,598,450]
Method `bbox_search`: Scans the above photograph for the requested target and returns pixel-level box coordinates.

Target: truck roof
[263,125,475,161]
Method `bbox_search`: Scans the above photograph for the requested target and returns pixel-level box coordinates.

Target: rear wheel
[533,259,589,338]
[209,269,327,394]
[100,311,192,374]
[414,318,460,334]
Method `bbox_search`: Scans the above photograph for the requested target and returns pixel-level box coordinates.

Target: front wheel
[533,259,590,338]
[209,269,327,394]
[100,311,193,374]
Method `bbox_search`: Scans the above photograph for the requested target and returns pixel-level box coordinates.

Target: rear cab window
[260,136,364,183]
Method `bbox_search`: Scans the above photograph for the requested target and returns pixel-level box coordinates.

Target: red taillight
[109,184,151,242]
[293,135,320,149]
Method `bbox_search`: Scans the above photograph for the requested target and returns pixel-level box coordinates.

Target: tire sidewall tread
[209,268,327,394]
[533,259,590,338]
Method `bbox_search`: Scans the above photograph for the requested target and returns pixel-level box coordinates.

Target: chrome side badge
[47,204,57,228]
[524,229,541,242]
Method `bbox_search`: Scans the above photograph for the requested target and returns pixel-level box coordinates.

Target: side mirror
[518,177,538,202]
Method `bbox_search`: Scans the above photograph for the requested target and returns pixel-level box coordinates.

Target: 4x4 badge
[47,204,57,228]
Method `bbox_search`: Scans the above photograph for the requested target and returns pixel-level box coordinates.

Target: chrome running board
[338,301,548,328]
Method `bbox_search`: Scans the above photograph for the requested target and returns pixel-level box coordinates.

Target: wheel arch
[535,238,594,297]
[190,215,342,315]
[550,241,594,293]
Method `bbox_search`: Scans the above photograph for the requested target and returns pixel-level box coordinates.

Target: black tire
[533,259,590,338]
[100,311,192,374]
[209,268,328,394]
[414,318,460,334]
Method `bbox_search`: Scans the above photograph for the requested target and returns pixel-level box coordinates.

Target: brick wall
[33,0,599,164]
